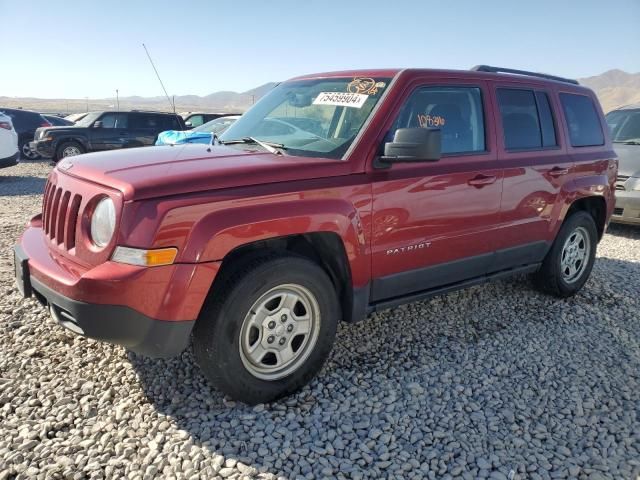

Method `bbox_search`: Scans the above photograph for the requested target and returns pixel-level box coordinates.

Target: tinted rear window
[559,93,604,147]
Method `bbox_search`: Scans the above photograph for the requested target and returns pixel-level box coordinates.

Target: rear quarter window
[559,93,604,147]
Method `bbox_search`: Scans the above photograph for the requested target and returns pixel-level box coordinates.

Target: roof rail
[471,65,579,85]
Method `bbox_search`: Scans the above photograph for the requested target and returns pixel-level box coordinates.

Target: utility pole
[85,97,89,112]
[116,89,120,110]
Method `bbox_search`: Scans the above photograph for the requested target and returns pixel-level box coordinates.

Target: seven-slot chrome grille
[42,179,82,250]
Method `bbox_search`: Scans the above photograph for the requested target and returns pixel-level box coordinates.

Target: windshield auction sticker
[313,92,368,108]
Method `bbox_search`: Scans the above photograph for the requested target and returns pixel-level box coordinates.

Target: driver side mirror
[93,121,103,128]
[374,128,441,169]
[185,121,193,128]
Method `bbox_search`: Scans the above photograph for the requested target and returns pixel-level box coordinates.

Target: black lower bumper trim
[29,276,194,358]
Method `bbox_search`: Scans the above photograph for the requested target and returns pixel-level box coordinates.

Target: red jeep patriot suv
[14,66,617,404]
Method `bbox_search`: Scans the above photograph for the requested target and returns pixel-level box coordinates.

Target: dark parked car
[30,110,187,161]
[0,107,52,159]
[181,112,242,129]
[43,115,74,127]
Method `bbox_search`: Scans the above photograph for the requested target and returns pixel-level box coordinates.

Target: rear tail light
[0,121,11,130]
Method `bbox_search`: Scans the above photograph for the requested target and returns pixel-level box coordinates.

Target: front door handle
[548,166,569,177]
[467,174,497,188]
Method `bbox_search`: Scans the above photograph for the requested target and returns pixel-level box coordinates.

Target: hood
[613,143,640,177]
[59,143,351,200]
[36,125,87,138]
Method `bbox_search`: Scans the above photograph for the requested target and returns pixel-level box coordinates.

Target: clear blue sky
[1,0,638,99]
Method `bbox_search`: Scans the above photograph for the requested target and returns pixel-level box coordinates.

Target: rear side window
[131,113,161,129]
[497,88,557,150]
[559,93,604,147]
[391,86,486,154]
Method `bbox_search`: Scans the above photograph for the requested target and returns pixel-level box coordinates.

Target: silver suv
[606,104,640,225]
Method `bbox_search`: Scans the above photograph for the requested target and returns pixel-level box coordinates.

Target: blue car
[155,115,240,145]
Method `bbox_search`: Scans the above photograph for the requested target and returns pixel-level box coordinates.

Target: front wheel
[20,141,40,160]
[193,256,340,404]
[56,141,84,161]
[532,211,598,297]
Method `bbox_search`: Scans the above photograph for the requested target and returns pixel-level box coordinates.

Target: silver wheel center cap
[275,325,285,336]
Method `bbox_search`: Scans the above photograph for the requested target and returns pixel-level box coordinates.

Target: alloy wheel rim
[560,226,590,284]
[62,146,81,157]
[239,284,320,380]
[22,143,38,159]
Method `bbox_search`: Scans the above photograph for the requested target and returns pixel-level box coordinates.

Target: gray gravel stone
[1,161,639,479]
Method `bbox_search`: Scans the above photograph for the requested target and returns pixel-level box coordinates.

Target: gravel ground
[1,161,639,480]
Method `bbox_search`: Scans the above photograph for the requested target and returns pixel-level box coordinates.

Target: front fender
[52,135,90,151]
[177,198,369,286]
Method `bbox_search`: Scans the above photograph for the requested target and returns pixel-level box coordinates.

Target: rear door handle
[548,167,569,177]
[467,174,497,188]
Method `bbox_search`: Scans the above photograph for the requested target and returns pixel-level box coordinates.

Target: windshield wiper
[622,139,640,145]
[220,137,286,155]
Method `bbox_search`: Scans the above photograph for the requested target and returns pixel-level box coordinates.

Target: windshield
[74,112,101,127]
[194,116,238,134]
[606,109,640,142]
[219,77,391,159]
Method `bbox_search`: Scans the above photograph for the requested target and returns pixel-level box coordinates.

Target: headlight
[90,197,116,248]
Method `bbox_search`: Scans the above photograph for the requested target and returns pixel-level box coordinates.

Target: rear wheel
[193,255,340,404]
[56,141,84,161]
[532,211,597,297]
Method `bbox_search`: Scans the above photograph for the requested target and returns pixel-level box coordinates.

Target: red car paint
[15,68,617,357]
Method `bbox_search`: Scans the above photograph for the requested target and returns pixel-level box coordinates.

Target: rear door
[369,79,504,301]
[89,113,130,151]
[492,83,573,269]
[129,113,164,146]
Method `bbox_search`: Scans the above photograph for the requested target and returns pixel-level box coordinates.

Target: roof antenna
[142,43,175,113]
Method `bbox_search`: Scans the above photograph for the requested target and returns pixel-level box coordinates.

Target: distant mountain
[0,82,279,114]
[1,72,638,115]
[578,69,640,112]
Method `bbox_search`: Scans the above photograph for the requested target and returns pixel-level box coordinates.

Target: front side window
[559,93,604,147]
[606,109,640,143]
[390,86,486,154]
[219,77,391,159]
[497,88,558,150]
[99,113,128,129]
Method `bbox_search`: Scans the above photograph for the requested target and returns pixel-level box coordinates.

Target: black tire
[19,140,40,160]
[193,255,340,404]
[55,141,84,161]
[532,211,598,297]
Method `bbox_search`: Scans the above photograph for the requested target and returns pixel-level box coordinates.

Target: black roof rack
[471,65,579,85]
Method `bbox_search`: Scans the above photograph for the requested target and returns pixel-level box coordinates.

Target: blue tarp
[155,130,212,146]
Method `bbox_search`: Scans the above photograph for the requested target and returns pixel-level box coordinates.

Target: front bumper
[14,221,220,358]
[0,151,19,168]
[29,140,54,159]
[612,189,640,225]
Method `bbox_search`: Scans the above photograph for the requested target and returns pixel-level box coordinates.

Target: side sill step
[368,263,540,313]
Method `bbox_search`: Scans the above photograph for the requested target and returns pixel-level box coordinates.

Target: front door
[370,81,503,302]
[89,113,130,151]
